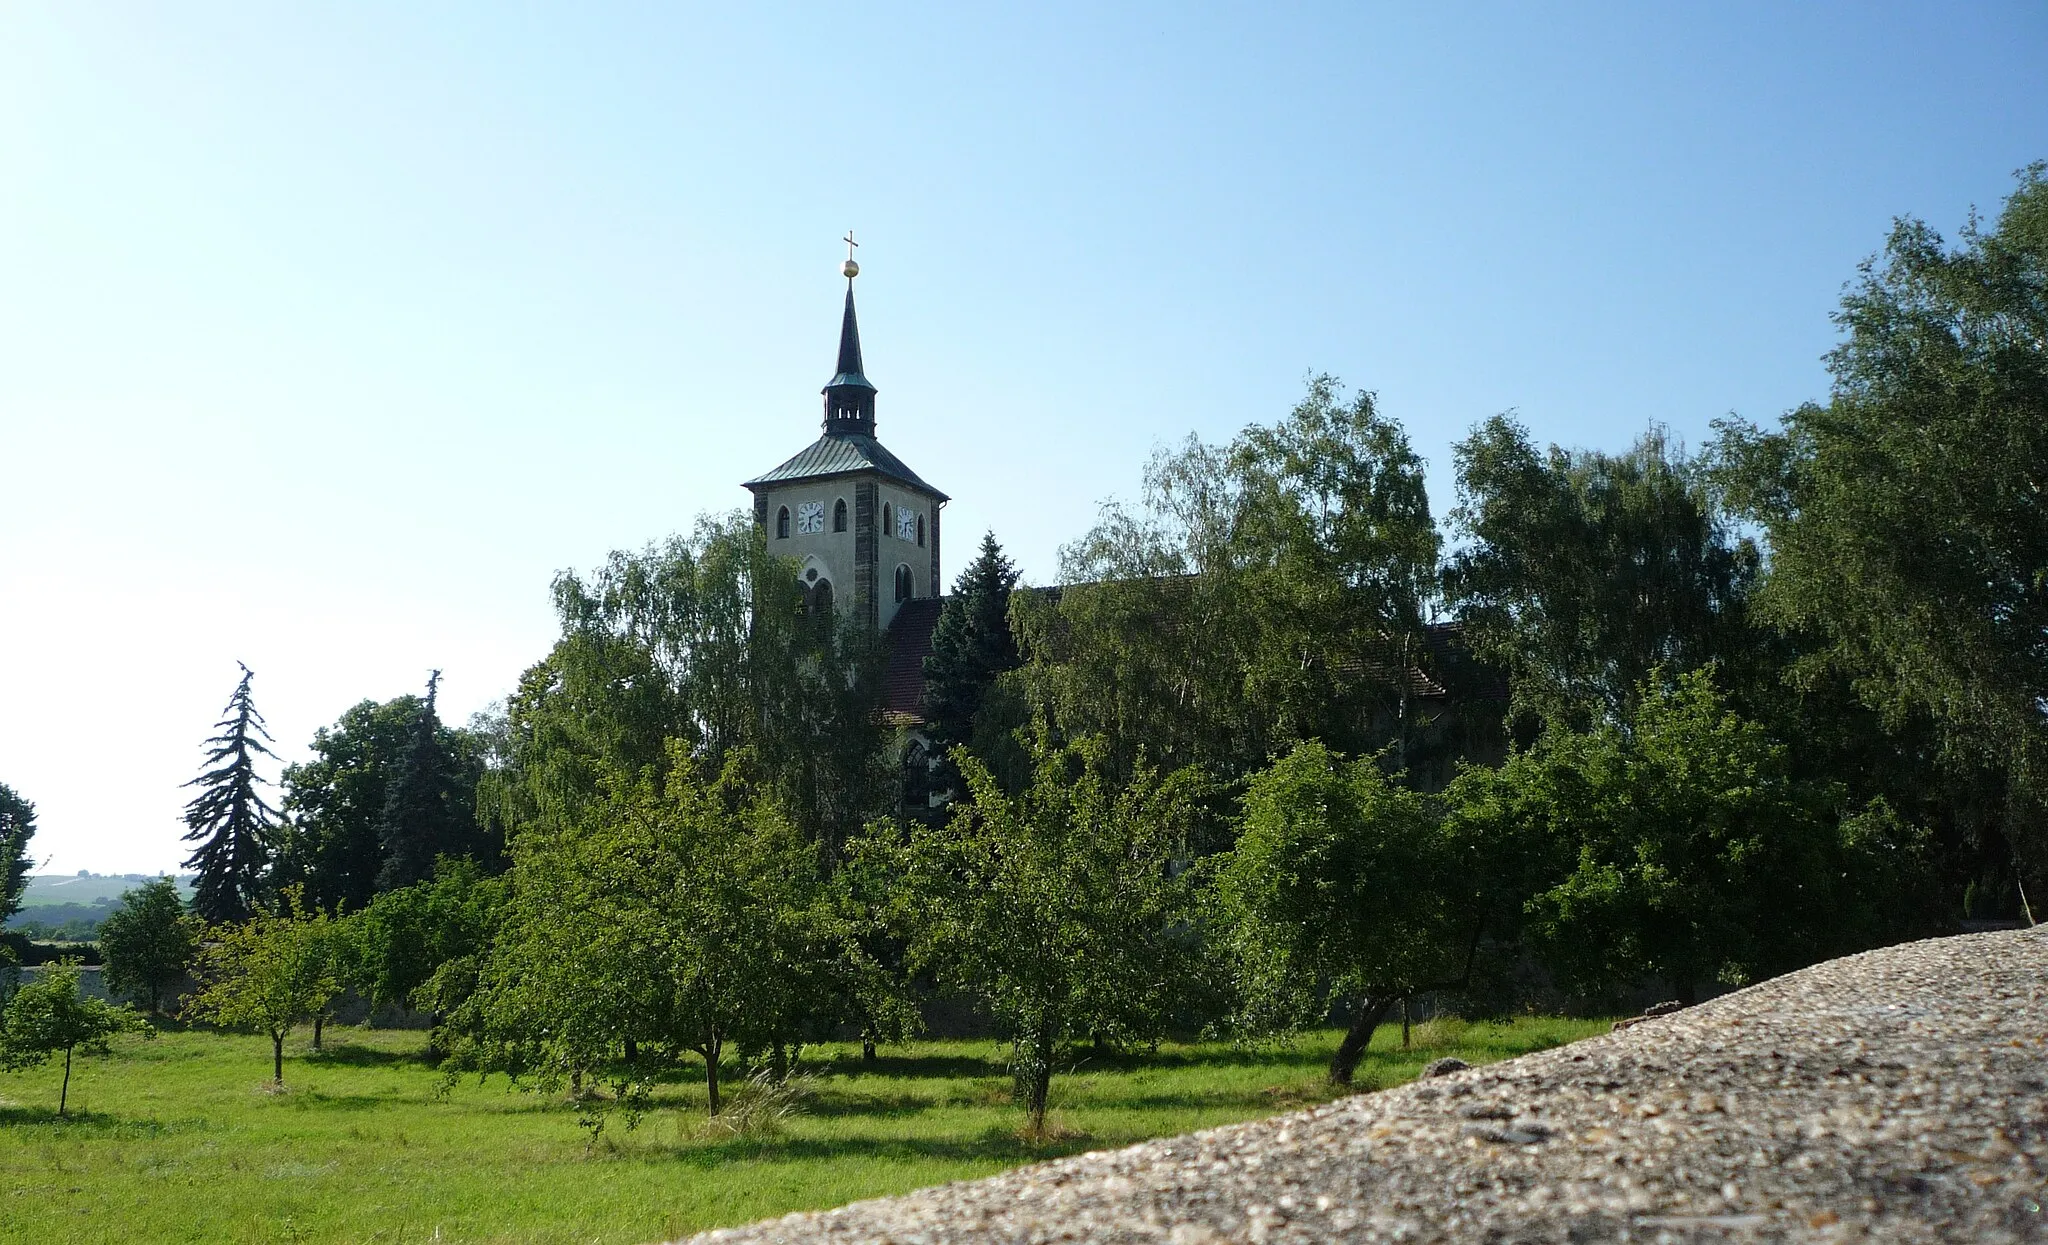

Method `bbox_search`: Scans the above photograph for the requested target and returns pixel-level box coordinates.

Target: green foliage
[181,664,283,923]
[0,781,36,936]
[185,889,343,1084]
[0,960,149,1116]
[461,748,844,1121]
[348,860,503,1024]
[1024,375,1439,784]
[871,730,1203,1130]
[506,515,888,863]
[376,672,496,892]
[921,531,1023,797]
[1494,670,1929,1002]
[1712,166,2048,886]
[274,694,492,913]
[1446,419,1759,730]
[96,878,197,1015]
[1212,741,1529,1081]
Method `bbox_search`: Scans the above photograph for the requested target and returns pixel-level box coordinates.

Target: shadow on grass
[304,1042,437,1069]
[0,1104,125,1129]
[811,1052,1004,1081]
[604,1124,1108,1169]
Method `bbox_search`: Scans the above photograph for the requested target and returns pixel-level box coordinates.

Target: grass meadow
[0,1016,1607,1244]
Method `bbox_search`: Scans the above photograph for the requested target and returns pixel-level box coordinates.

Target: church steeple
[822,232,877,437]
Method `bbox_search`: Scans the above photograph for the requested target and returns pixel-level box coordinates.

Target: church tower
[744,240,947,633]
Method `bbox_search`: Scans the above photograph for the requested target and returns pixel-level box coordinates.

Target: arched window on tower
[882,502,893,537]
[833,498,847,532]
[776,506,790,539]
[894,564,913,602]
[916,513,926,547]
[807,577,834,619]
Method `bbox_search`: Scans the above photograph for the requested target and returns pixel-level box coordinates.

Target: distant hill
[18,873,196,908]
[6,873,197,939]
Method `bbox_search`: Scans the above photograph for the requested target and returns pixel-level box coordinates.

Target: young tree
[181,664,283,923]
[97,879,198,1016]
[1213,741,1525,1084]
[875,729,1202,1132]
[1713,166,2048,896]
[462,747,840,1119]
[2,782,41,931]
[921,531,1022,794]
[0,961,149,1117]
[185,891,342,1084]
[348,860,503,1055]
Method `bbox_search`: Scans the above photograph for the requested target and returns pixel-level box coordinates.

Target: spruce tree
[181,664,282,923]
[0,781,37,928]
[921,532,1022,791]
[376,671,464,891]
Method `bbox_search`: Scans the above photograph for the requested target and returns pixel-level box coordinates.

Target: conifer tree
[0,781,37,928]
[377,671,464,891]
[921,532,1021,792]
[181,664,282,923]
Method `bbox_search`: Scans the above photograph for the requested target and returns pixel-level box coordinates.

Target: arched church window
[776,506,790,539]
[903,738,932,809]
[833,498,847,532]
[894,564,913,602]
[882,502,893,537]
[807,577,834,618]
[916,514,926,547]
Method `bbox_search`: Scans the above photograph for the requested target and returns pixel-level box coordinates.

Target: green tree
[273,695,451,913]
[0,961,149,1117]
[921,531,1022,795]
[1501,670,1917,1003]
[348,860,503,1054]
[874,730,1202,1131]
[376,672,492,892]
[97,879,197,1016]
[1212,741,1523,1084]
[506,515,887,863]
[1713,166,2048,903]
[185,890,342,1084]
[1445,419,1759,731]
[0,782,37,933]
[1024,376,1438,786]
[461,748,840,1119]
[181,664,283,923]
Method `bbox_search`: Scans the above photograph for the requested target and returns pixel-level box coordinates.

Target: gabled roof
[882,597,946,723]
[744,432,950,501]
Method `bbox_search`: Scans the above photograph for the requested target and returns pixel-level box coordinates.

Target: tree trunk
[862,1034,877,1063]
[272,1031,285,1084]
[623,1037,638,1064]
[770,1041,787,1082]
[60,1045,74,1117]
[149,983,161,1018]
[313,1013,324,1051]
[704,1035,722,1116]
[1330,994,1395,1085]
[1401,998,1411,1050]
[1020,1026,1056,1134]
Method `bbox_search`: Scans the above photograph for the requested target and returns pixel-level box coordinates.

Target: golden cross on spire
[841,230,860,279]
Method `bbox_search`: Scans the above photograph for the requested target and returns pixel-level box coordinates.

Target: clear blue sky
[2,3,2042,873]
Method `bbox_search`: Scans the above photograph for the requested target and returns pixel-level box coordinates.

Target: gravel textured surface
[682,929,2047,1243]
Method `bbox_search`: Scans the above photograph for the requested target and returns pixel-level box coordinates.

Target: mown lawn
[0,1016,1607,1244]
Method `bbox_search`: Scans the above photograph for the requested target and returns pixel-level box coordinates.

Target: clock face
[896,507,917,541]
[795,501,825,534]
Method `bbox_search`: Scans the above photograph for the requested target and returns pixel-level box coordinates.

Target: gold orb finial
[841,229,859,280]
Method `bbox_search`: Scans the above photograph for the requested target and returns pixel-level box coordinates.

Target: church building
[742,244,950,732]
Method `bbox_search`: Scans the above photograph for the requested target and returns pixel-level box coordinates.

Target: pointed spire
[822,235,877,436]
